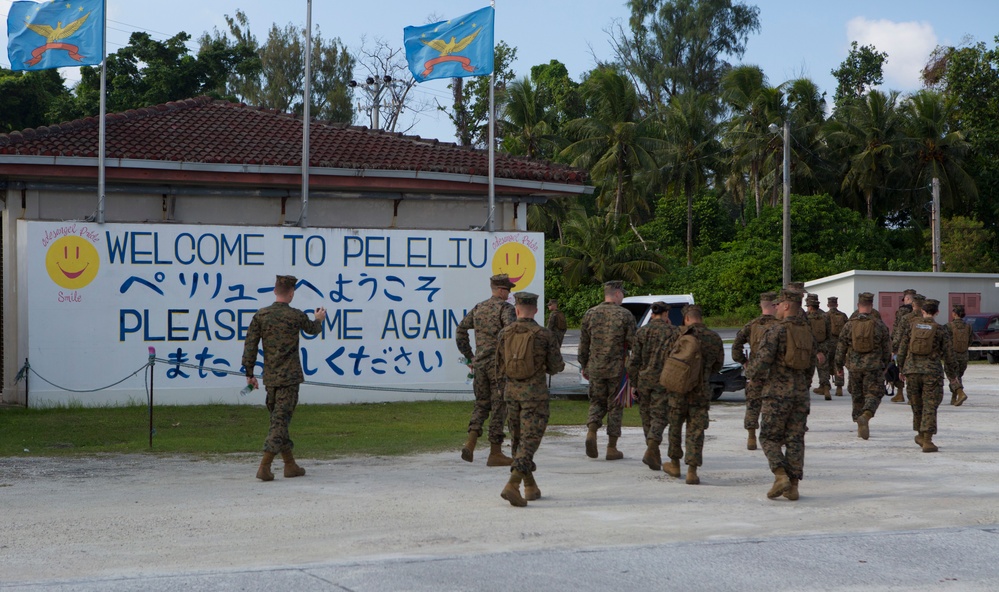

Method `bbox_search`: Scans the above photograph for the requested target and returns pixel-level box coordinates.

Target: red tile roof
[0,96,587,185]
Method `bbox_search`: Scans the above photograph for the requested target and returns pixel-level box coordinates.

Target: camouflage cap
[275,275,298,292]
[903,288,917,296]
[912,294,926,306]
[777,289,803,304]
[806,293,820,305]
[760,291,777,303]
[858,292,875,304]
[514,291,539,306]
[490,274,516,289]
[547,299,558,306]
[786,281,806,292]
[953,303,965,314]
[827,296,838,305]
[604,280,626,295]
[923,298,941,313]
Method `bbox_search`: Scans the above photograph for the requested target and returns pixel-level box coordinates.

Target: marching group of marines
[454,275,973,507]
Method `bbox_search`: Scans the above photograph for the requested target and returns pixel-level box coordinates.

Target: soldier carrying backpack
[834,292,891,441]
[946,304,972,406]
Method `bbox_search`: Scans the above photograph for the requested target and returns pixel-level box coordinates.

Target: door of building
[949,293,981,315]
[879,292,903,332]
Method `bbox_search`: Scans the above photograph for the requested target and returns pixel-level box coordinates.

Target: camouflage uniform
[826,299,849,392]
[897,309,959,439]
[745,308,816,482]
[835,313,891,421]
[627,317,679,443]
[546,306,568,349]
[946,314,971,397]
[496,316,565,476]
[456,291,517,445]
[579,301,636,438]
[242,302,324,454]
[805,304,833,393]
[665,322,724,468]
[732,309,777,431]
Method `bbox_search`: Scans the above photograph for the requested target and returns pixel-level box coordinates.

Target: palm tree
[660,91,722,265]
[785,77,829,197]
[901,90,977,211]
[560,68,668,224]
[500,77,561,160]
[826,89,905,219]
[721,65,780,215]
[550,211,666,288]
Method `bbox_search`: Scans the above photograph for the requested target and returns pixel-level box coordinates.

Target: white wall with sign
[19,221,544,407]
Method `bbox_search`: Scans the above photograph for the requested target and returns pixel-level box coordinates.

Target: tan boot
[767,467,791,499]
[585,423,599,459]
[281,450,306,478]
[500,470,527,507]
[823,386,832,401]
[856,410,872,440]
[523,471,541,501]
[747,429,757,451]
[891,392,905,403]
[662,458,681,478]
[783,479,800,500]
[606,436,624,461]
[486,442,513,467]
[642,439,661,470]
[950,392,957,406]
[921,433,938,453]
[685,465,700,485]
[915,432,924,447]
[954,388,968,407]
[812,387,822,395]
[461,431,478,462]
[256,451,276,481]
[835,386,843,397]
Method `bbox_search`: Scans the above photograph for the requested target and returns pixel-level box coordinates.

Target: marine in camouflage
[806,307,833,390]
[546,300,568,349]
[826,301,849,390]
[897,307,959,437]
[628,317,679,443]
[579,298,636,438]
[732,308,777,430]
[835,313,891,421]
[665,319,724,468]
[946,315,971,395]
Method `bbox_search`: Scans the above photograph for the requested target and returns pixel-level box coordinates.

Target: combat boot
[460,431,478,463]
[500,470,527,507]
[811,387,822,395]
[921,432,938,453]
[835,386,843,397]
[585,423,599,459]
[606,436,624,461]
[856,410,873,440]
[281,450,306,477]
[767,467,791,499]
[685,465,700,485]
[950,392,957,406]
[914,432,924,447]
[890,391,905,403]
[256,451,276,482]
[746,429,757,451]
[486,442,513,467]
[642,438,661,470]
[823,386,832,401]
[783,479,800,501]
[662,458,681,478]
[523,471,541,501]
[954,388,968,407]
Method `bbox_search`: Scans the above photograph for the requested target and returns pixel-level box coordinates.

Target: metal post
[486,0,496,232]
[782,120,791,287]
[299,0,312,228]
[148,350,155,448]
[24,358,29,409]
[96,0,108,224]
[932,177,942,272]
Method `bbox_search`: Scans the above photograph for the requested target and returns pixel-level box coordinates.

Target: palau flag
[404,6,494,83]
[7,0,104,71]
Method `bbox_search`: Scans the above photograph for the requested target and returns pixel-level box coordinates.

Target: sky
[3,0,999,141]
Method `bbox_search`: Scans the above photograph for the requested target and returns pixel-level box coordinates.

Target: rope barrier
[15,359,153,393]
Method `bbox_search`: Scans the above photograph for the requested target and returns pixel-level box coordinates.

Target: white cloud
[846,17,938,90]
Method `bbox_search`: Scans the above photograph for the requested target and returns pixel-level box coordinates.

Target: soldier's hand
[581,368,589,380]
[314,307,328,321]
[247,376,259,389]
[817,352,826,364]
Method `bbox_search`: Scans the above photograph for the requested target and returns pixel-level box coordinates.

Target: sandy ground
[2,360,998,585]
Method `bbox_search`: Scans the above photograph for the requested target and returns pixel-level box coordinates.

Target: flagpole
[96,0,107,224]
[299,0,312,228]
[486,0,496,232]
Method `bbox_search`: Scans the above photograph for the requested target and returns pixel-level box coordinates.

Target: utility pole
[782,119,791,288]
[350,76,405,131]
[932,177,942,272]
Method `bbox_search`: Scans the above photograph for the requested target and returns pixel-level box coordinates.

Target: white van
[621,293,695,328]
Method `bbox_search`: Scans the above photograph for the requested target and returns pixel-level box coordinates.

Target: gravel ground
[2,354,998,585]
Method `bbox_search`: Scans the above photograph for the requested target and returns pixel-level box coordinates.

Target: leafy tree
[831,41,887,109]
[610,0,761,112]
[500,77,559,159]
[529,60,584,132]
[353,37,425,132]
[0,68,72,132]
[560,68,668,224]
[638,191,737,257]
[550,212,666,288]
[937,216,999,272]
[444,41,517,147]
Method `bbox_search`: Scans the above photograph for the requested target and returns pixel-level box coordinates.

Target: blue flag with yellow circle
[7,0,104,71]
[404,6,494,83]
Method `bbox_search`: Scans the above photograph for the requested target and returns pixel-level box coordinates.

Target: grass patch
[0,400,646,458]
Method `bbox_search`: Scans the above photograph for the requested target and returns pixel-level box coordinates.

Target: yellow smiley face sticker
[46,236,100,289]
[492,242,536,290]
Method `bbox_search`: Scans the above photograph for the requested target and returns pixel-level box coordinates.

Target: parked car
[581,294,746,400]
[964,313,999,363]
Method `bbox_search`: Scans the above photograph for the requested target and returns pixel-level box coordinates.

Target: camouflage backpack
[809,315,828,342]
[852,318,875,353]
[830,312,847,337]
[660,333,703,393]
[783,323,813,370]
[952,321,972,354]
[503,324,542,379]
[909,321,937,356]
[749,322,769,355]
